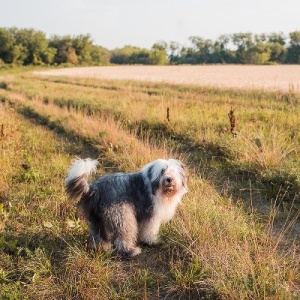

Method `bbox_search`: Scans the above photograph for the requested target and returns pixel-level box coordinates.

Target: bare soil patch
[35,65,300,93]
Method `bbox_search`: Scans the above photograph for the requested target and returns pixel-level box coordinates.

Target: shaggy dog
[65,158,187,257]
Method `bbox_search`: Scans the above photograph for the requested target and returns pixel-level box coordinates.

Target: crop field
[0,67,300,299]
[35,65,300,93]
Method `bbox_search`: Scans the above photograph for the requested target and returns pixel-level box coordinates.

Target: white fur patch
[65,158,98,184]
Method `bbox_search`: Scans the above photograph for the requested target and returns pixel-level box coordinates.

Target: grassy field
[0,68,300,299]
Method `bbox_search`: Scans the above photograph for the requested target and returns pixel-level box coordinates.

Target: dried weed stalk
[167,107,170,122]
[228,107,237,137]
[0,124,4,137]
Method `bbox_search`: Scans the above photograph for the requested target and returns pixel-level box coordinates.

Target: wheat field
[35,65,300,93]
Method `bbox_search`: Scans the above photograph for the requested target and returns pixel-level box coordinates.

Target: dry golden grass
[11,95,174,170]
[35,65,300,93]
[1,72,300,299]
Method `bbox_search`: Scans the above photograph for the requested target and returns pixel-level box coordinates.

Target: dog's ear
[151,178,160,195]
[179,161,188,191]
[147,165,160,195]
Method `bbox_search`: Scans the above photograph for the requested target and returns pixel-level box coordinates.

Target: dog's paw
[128,246,142,257]
[120,247,142,257]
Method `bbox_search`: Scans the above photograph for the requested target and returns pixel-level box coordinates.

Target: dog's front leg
[139,217,161,246]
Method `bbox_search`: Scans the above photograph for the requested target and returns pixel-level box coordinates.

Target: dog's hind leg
[107,203,141,257]
[87,211,111,252]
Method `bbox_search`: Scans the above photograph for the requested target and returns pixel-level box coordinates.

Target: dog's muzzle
[165,177,173,186]
[163,177,176,193]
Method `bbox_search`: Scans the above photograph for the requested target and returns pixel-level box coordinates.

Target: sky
[1,0,299,50]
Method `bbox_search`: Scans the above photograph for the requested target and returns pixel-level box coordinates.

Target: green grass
[0,72,300,299]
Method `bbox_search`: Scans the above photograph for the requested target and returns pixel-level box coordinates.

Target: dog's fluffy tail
[65,158,98,198]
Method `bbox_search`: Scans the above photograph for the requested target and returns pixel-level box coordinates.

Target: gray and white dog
[65,158,187,257]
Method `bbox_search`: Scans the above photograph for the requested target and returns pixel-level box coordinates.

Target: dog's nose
[166,177,173,184]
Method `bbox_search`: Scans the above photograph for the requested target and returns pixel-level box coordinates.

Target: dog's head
[143,159,188,197]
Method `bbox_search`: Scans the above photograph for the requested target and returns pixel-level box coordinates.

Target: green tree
[50,36,79,65]
[110,45,133,64]
[168,41,182,64]
[268,32,286,45]
[286,31,300,63]
[150,41,167,65]
[13,28,49,65]
[41,47,57,65]
[232,32,254,63]
[249,42,271,64]
[72,34,93,64]
[90,45,111,65]
[266,32,286,63]
[11,44,28,65]
[0,28,15,63]
[58,42,78,65]
[110,45,152,64]
[215,34,236,63]
[189,36,214,63]
[129,50,150,64]
[268,42,286,63]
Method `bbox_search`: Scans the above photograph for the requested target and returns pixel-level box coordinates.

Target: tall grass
[0,73,300,299]
[224,124,296,172]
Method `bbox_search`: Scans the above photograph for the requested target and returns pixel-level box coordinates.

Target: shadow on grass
[0,229,220,300]
[0,229,104,300]
[16,104,120,173]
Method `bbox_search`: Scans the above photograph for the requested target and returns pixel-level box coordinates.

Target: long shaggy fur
[65,158,188,257]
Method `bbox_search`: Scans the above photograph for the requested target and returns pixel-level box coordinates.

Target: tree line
[0,28,110,66]
[0,27,299,67]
